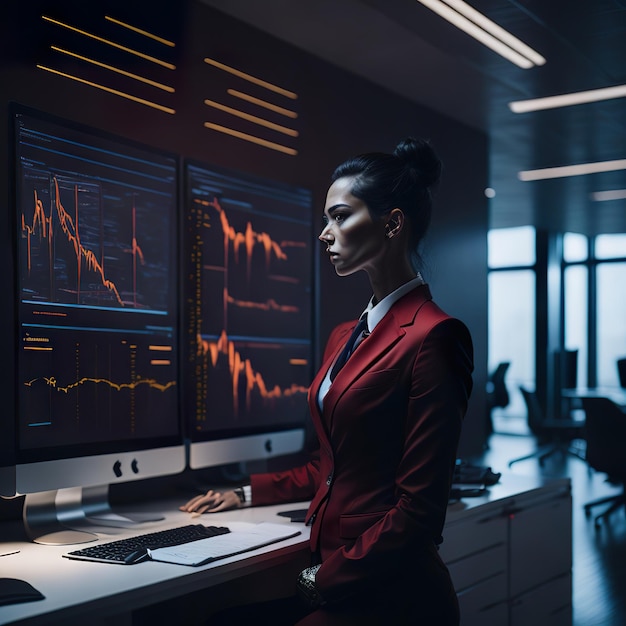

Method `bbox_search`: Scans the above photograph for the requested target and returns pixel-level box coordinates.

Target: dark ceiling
[200,0,626,236]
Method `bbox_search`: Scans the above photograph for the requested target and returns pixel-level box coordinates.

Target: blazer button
[326,474,333,486]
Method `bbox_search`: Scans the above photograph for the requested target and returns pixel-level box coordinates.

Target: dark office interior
[1,1,625,625]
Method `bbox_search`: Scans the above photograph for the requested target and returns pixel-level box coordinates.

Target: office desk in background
[561,387,626,409]
[1,475,572,626]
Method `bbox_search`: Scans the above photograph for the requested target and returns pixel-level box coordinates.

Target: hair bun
[393,137,442,189]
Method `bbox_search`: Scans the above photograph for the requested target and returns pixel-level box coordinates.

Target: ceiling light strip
[204,57,297,99]
[37,65,175,114]
[519,159,626,181]
[51,46,175,92]
[442,0,545,65]
[510,84,626,113]
[415,0,542,68]
[204,99,298,136]
[590,189,626,202]
[203,122,297,156]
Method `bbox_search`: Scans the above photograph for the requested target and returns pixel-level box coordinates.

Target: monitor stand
[23,485,164,545]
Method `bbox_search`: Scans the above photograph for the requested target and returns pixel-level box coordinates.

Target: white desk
[0,474,572,626]
[0,500,311,626]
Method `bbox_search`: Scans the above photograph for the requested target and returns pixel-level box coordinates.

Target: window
[563,232,588,263]
[563,232,625,390]
[488,227,536,429]
[596,262,626,387]
[564,264,587,387]
[489,226,625,439]
[595,233,626,260]
[488,226,535,267]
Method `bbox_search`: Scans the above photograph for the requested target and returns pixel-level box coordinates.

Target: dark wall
[0,0,488,462]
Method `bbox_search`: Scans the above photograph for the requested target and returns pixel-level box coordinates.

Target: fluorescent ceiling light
[519,159,626,181]
[510,84,626,113]
[416,0,545,68]
[590,189,626,202]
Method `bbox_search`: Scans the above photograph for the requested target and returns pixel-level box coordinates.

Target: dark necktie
[330,314,368,381]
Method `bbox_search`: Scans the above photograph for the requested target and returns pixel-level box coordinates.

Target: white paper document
[147,522,302,566]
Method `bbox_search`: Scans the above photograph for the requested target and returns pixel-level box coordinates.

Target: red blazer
[251,284,473,613]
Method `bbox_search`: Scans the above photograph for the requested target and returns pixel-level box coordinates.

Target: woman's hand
[179,489,241,515]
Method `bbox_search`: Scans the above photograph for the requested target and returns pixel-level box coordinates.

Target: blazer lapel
[318,285,433,419]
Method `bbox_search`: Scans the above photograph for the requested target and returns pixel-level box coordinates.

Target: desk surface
[561,386,626,407]
[0,474,570,626]
[0,500,311,626]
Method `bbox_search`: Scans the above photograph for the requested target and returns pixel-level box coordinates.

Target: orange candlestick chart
[185,164,313,431]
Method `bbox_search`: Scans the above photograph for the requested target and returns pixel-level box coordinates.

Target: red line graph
[226,293,299,313]
[194,196,289,281]
[21,176,145,307]
[189,188,310,423]
[198,331,308,418]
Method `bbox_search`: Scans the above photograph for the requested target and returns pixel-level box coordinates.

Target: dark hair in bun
[331,137,442,268]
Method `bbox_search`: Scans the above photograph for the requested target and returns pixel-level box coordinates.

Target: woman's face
[319,177,387,276]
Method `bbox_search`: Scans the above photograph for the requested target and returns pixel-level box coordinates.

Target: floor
[472,416,626,626]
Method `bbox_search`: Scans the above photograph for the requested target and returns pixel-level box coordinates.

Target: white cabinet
[440,508,508,622]
[510,573,572,626]
[440,475,572,626]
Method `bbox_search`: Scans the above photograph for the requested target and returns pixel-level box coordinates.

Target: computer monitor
[2,106,185,544]
[183,161,313,471]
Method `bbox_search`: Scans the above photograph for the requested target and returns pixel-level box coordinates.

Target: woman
[182,137,474,625]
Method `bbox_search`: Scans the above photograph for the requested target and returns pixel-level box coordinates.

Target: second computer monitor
[183,161,313,468]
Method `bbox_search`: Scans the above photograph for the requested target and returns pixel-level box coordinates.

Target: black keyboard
[63,524,230,565]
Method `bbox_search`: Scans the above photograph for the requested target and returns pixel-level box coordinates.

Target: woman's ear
[385,208,404,238]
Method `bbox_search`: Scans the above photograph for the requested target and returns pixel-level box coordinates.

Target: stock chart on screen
[184,162,313,440]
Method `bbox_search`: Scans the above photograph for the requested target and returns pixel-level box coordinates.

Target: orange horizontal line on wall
[204,57,297,99]
[104,15,176,47]
[204,99,298,137]
[51,46,175,92]
[227,89,297,119]
[149,345,173,351]
[150,359,172,366]
[41,15,176,70]
[37,65,176,114]
[203,122,297,155]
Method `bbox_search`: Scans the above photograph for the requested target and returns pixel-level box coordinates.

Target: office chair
[487,362,511,409]
[617,358,626,389]
[556,349,581,420]
[560,349,579,389]
[581,396,626,528]
[508,386,586,467]
[485,361,510,434]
